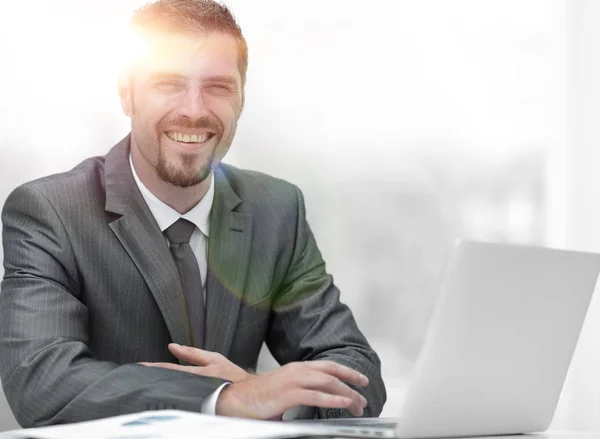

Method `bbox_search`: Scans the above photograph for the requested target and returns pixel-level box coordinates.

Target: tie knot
[164,218,196,244]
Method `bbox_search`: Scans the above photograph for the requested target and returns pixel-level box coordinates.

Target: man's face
[121,31,244,187]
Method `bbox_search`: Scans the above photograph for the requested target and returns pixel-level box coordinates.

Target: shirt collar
[129,155,214,237]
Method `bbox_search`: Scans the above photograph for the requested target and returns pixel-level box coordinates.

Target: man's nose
[178,88,207,120]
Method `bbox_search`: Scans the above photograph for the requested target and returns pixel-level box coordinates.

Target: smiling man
[0,0,385,427]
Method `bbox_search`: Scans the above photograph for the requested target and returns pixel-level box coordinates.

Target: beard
[156,146,215,188]
[154,115,222,188]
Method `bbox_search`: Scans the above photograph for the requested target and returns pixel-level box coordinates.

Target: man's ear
[118,73,133,117]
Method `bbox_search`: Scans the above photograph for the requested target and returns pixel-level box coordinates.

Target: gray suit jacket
[0,136,385,427]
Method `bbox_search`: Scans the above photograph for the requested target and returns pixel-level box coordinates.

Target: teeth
[167,132,211,143]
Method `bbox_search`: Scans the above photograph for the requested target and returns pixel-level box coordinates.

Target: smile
[166,131,215,144]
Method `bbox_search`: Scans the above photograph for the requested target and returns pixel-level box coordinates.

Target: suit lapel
[204,166,253,357]
[104,136,192,349]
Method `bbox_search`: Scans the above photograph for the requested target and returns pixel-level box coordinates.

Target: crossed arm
[145,343,370,418]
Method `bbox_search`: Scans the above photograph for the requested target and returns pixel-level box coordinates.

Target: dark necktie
[164,218,205,348]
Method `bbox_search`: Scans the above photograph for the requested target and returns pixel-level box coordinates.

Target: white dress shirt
[129,156,227,414]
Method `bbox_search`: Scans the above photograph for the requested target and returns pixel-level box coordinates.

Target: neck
[130,144,211,215]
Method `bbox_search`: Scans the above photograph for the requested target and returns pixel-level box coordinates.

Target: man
[0,0,385,427]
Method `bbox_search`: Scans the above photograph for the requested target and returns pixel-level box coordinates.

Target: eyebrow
[203,75,238,86]
[147,73,238,86]
[148,73,187,82]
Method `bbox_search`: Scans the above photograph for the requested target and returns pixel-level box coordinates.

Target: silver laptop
[296,240,600,438]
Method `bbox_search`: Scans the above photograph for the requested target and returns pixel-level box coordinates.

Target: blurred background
[1,0,600,431]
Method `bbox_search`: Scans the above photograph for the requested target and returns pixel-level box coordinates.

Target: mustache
[161,116,221,132]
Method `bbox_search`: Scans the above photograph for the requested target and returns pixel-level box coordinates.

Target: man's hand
[215,361,369,419]
[140,343,252,383]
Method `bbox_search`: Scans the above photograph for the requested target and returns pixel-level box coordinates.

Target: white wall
[553,0,600,430]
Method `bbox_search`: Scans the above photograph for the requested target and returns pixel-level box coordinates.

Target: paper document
[0,410,339,439]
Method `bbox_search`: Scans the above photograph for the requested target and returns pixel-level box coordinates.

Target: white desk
[0,410,598,439]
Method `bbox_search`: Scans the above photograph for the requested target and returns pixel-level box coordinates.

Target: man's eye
[207,84,232,93]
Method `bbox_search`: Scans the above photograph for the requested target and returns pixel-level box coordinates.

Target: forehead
[133,30,240,80]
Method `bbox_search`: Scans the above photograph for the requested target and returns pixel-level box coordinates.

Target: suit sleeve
[0,185,226,427]
[265,186,387,419]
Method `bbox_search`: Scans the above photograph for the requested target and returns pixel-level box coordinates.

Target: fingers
[216,364,369,420]
[299,369,367,416]
[294,389,356,414]
[217,378,357,419]
[304,361,369,387]
[168,343,212,366]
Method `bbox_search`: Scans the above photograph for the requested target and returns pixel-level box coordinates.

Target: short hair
[130,0,248,86]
